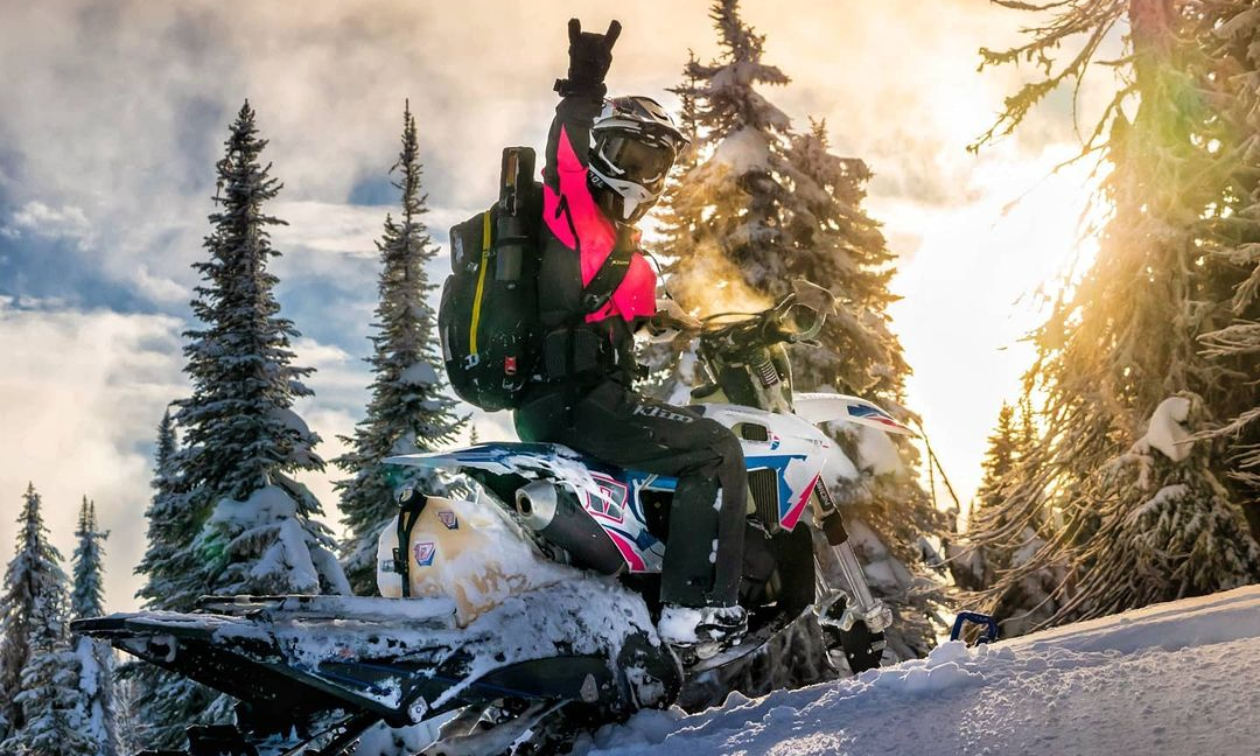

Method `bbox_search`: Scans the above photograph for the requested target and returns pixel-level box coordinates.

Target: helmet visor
[599,134,675,186]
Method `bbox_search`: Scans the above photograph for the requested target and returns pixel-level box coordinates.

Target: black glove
[555,18,621,97]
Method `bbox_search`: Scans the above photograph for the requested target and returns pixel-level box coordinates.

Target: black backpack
[439,147,542,412]
[438,147,637,412]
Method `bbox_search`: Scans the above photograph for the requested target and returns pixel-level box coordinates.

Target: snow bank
[579,586,1260,756]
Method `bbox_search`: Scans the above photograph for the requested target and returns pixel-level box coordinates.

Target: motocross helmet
[588,96,689,224]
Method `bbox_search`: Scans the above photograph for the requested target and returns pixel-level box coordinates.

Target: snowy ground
[575,586,1260,756]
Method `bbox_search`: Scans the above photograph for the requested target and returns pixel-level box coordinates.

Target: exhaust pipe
[512,480,626,575]
[515,480,559,530]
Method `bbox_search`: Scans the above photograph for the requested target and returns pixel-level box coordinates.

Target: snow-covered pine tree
[2,485,59,739]
[129,409,218,749]
[782,118,951,656]
[334,103,463,596]
[70,497,119,756]
[970,0,1260,630]
[135,409,204,613]
[69,498,106,622]
[133,103,350,746]
[952,398,1064,635]
[0,484,91,756]
[648,0,949,658]
[112,677,143,756]
[176,101,348,599]
[1062,395,1256,616]
[1196,4,1260,543]
[947,403,1019,592]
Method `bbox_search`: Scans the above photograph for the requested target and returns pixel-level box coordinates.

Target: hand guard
[555,18,622,98]
[646,298,701,342]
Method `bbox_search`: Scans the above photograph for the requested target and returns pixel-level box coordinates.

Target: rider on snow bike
[513,19,748,653]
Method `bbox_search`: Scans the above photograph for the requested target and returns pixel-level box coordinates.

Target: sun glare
[885,145,1104,509]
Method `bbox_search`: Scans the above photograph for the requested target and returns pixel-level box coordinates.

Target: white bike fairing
[386,402,875,575]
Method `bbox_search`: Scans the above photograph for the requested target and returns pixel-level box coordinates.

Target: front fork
[812,483,892,644]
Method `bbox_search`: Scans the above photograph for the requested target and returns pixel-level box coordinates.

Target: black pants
[515,379,746,607]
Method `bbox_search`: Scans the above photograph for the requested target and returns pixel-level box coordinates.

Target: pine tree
[176,101,348,598]
[647,0,949,658]
[135,409,202,613]
[334,103,464,595]
[2,485,59,739]
[135,102,350,747]
[1195,4,1260,543]
[782,116,950,656]
[976,404,1019,515]
[954,399,1065,635]
[70,499,106,621]
[948,403,1019,592]
[0,485,91,756]
[1060,395,1256,617]
[70,497,119,756]
[969,0,1260,631]
[661,0,791,313]
[112,677,143,756]
[130,410,217,749]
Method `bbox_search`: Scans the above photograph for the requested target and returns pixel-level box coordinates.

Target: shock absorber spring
[755,359,779,387]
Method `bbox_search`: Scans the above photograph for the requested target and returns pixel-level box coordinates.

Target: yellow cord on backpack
[469,211,491,359]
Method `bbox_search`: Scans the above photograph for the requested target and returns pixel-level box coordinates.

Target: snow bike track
[575,586,1260,756]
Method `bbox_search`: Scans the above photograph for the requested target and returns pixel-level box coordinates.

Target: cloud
[133,264,189,305]
[2,0,1102,316]
[272,202,387,258]
[291,336,371,413]
[0,0,713,310]
[0,300,186,613]
[4,201,94,249]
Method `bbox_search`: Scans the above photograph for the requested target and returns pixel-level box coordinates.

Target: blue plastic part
[950,611,999,645]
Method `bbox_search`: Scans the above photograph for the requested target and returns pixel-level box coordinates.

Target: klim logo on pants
[632,405,694,424]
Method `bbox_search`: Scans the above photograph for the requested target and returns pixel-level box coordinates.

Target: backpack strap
[467,211,494,362]
[392,490,429,598]
[581,244,634,314]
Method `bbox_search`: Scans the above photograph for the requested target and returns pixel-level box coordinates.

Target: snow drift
[575,586,1260,756]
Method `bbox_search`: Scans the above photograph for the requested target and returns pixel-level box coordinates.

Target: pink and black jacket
[535,89,657,381]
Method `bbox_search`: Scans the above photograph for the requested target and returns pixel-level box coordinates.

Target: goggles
[596,132,676,187]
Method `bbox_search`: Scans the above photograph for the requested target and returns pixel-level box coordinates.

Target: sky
[0,0,1117,612]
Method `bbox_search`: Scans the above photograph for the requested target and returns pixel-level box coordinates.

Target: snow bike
[74,280,907,756]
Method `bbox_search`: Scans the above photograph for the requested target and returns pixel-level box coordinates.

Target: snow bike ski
[74,280,906,756]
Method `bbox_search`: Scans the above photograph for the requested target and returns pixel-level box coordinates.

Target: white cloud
[291,336,371,410]
[272,202,386,258]
[133,264,189,304]
[0,302,186,613]
[5,201,94,249]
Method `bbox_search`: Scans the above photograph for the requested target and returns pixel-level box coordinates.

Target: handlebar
[686,280,835,353]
